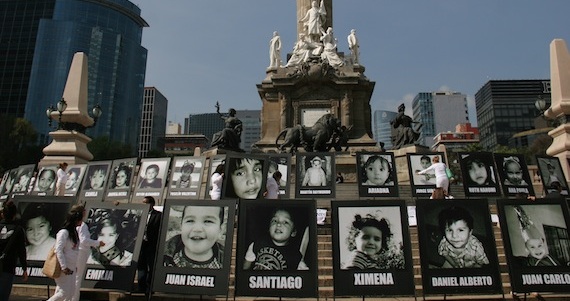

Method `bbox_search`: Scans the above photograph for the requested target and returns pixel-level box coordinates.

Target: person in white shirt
[55,162,68,196]
[417,156,449,192]
[264,171,282,199]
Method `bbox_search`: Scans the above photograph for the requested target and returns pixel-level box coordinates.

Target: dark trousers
[0,272,15,301]
[137,244,156,294]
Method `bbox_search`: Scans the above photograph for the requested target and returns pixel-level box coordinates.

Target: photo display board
[205,155,225,200]
[497,198,570,293]
[494,153,534,197]
[458,152,501,197]
[407,153,444,197]
[356,152,398,198]
[64,164,86,197]
[13,196,71,285]
[81,202,148,290]
[331,200,414,296]
[223,153,267,200]
[235,200,318,298]
[31,165,58,196]
[167,156,206,199]
[295,152,336,199]
[79,161,112,202]
[536,156,569,196]
[105,158,136,201]
[0,169,17,200]
[266,154,292,198]
[416,199,502,294]
[133,158,171,201]
[10,164,35,197]
[153,199,236,296]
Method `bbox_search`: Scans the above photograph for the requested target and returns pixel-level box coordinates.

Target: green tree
[0,116,42,172]
[88,136,133,160]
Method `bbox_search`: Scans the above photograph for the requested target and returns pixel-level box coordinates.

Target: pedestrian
[264,171,282,199]
[137,196,162,297]
[56,162,69,196]
[0,201,28,301]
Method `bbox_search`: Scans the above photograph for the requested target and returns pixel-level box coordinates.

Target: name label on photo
[431,276,493,287]
[164,273,215,287]
[248,276,303,289]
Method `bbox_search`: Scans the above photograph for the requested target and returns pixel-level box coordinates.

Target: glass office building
[372,110,397,149]
[22,0,148,149]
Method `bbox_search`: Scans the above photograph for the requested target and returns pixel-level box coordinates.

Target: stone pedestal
[545,39,570,180]
[40,130,92,166]
[390,144,431,184]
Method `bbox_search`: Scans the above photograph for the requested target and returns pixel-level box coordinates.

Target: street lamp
[535,95,547,115]
[46,98,67,130]
[45,97,103,132]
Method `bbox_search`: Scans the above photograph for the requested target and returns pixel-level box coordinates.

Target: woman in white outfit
[209,164,224,200]
[47,209,83,301]
[71,205,104,301]
[416,156,449,192]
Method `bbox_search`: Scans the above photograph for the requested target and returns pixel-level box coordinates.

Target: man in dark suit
[137,196,162,295]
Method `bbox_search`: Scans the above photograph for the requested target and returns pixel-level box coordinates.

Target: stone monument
[545,39,570,180]
[254,0,378,154]
[39,52,96,166]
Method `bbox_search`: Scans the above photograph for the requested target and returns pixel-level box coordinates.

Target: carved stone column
[341,91,352,127]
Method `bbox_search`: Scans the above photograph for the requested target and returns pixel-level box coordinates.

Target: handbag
[445,167,455,180]
[42,247,62,279]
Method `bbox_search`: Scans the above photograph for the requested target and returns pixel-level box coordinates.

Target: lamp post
[46,97,103,132]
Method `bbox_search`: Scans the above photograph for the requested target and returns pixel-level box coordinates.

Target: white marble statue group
[268,0,360,69]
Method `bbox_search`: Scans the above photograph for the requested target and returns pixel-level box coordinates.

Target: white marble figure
[347,29,359,65]
[320,27,344,68]
[269,31,282,68]
[300,0,326,42]
[285,33,322,67]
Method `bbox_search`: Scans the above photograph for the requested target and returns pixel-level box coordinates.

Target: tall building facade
[372,110,397,149]
[14,0,148,149]
[185,113,224,147]
[236,110,261,152]
[412,91,469,146]
[475,80,551,150]
[0,1,55,117]
[139,87,167,158]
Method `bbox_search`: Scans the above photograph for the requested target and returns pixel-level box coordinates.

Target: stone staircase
[13,182,570,300]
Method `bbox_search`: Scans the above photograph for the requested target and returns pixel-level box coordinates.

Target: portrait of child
[34,167,56,192]
[163,205,226,268]
[302,156,327,186]
[360,154,394,186]
[225,156,264,199]
[83,164,108,190]
[138,164,163,189]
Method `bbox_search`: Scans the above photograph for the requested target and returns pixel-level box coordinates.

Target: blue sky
[137,1,570,126]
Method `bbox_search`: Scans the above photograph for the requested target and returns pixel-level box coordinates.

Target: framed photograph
[356,152,398,198]
[133,158,172,201]
[64,164,86,196]
[494,154,534,197]
[416,199,502,294]
[31,166,58,196]
[167,156,206,199]
[10,164,35,196]
[295,153,335,199]
[153,199,236,295]
[407,153,444,197]
[235,200,318,297]
[458,152,501,197]
[265,154,292,198]
[79,161,112,202]
[497,198,570,293]
[81,202,148,290]
[536,156,569,196]
[12,196,71,285]
[0,169,16,200]
[331,200,414,296]
[223,154,267,200]
[205,155,226,200]
[105,158,136,201]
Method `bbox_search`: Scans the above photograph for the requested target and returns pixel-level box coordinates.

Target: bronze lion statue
[275,114,342,153]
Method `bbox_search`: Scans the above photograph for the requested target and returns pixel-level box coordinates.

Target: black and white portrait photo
[356,152,398,197]
[64,164,86,196]
[167,156,206,199]
[494,154,534,197]
[407,153,443,197]
[536,156,569,196]
[0,169,16,200]
[153,199,236,296]
[32,166,58,196]
[79,161,111,201]
[497,198,570,293]
[82,202,148,290]
[136,158,171,190]
[223,154,266,200]
[12,197,70,285]
[459,152,500,196]
[105,158,136,200]
[10,164,35,195]
[235,200,318,298]
[295,153,335,198]
[416,199,502,294]
[331,200,414,296]
[266,154,291,197]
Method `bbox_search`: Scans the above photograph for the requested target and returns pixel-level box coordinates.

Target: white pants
[48,272,76,301]
[71,250,89,301]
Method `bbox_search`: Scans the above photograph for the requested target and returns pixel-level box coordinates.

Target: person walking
[137,196,162,297]
[47,209,83,301]
[416,156,449,192]
[55,162,69,196]
[264,171,282,199]
[0,201,28,301]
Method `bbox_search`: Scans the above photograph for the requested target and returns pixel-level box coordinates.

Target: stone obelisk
[39,52,96,166]
[545,39,570,180]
